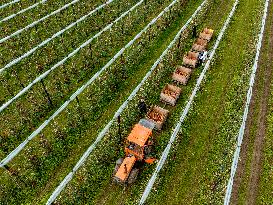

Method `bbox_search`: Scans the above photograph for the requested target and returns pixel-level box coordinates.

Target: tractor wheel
[127,168,139,184]
[144,145,152,156]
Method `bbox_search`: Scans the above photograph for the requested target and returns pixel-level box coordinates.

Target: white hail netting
[0,0,181,167]
[0,0,48,23]
[0,0,80,44]
[0,0,144,166]
[224,0,270,204]
[0,0,114,74]
[46,1,207,204]
[0,0,20,9]
[0,0,117,112]
[139,0,239,204]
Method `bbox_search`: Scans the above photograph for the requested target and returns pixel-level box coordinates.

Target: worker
[138,98,147,115]
[192,23,197,38]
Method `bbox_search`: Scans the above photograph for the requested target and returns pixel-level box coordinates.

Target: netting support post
[177,34,182,49]
[41,79,53,107]
[76,96,80,107]
[118,115,121,143]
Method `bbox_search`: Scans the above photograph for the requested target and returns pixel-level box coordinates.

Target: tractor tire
[144,146,152,156]
[127,168,139,184]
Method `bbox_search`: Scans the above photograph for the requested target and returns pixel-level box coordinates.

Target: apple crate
[192,38,207,52]
[146,105,169,130]
[183,51,199,68]
[172,66,192,85]
[160,84,182,106]
[199,28,214,42]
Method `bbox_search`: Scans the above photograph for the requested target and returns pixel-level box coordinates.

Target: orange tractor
[113,119,157,185]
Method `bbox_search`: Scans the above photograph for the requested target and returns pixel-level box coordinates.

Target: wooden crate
[146,105,169,130]
[183,51,199,68]
[172,66,192,85]
[199,28,214,42]
[160,84,182,106]
[192,38,207,52]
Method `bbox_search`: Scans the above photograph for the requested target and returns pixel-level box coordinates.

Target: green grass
[231,1,273,204]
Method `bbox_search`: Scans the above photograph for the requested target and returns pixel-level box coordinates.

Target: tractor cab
[113,119,155,184]
[125,119,154,161]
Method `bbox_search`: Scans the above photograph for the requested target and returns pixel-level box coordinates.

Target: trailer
[183,51,199,68]
[172,66,192,85]
[160,84,182,106]
[192,38,207,52]
[199,28,214,42]
[146,105,169,130]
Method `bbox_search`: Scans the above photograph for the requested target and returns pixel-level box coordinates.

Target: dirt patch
[230,1,273,204]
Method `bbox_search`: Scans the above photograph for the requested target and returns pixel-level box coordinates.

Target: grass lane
[257,78,273,204]
[230,1,273,204]
[256,1,273,204]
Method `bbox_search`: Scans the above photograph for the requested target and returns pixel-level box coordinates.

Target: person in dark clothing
[138,98,147,115]
[192,23,197,38]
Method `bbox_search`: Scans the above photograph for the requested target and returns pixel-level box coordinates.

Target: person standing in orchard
[192,23,197,38]
[138,98,147,116]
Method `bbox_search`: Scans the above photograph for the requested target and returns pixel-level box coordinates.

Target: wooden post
[76,96,80,107]
[76,96,85,121]
[89,44,93,58]
[177,34,182,49]
[40,79,53,106]
[118,115,121,142]
[34,24,41,41]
